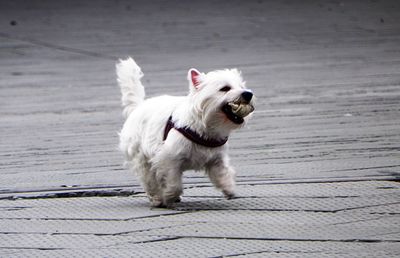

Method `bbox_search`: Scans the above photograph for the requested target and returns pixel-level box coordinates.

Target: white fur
[117,57,255,208]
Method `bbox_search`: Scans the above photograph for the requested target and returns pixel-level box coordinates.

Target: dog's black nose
[241,91,253,102]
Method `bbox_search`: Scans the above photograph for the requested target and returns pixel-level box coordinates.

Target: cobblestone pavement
[1,0,400,257]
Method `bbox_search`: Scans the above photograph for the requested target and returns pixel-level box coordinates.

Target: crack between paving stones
[175,200,400,213]
[0,184,137,195]
[2,178,397,199]
[220,249,357,257]
[0,210,193,222]
[1,202,396,216]
[103,236,181,248]
[217,250,330,257]
[185,177,398,188]
[109,223,195,236]
[370,212,400,215]
[0,247,64,251]
[171,235,400,243]
[0,223,191,237]
[174,208,344,213]
[0,217,131,222]
[0,189,140,200]
[0,233,400,251]
[0,237,179,251]
[124,210,194,220]
[365,231,400,238]
[0,222,196,237]
[329,216,387,226]
[333,201,400,213]
[0,32,117,60]
[183,195,361,199]
[1,178,397,200]
[324,164,400,173]
[242,177,400,186]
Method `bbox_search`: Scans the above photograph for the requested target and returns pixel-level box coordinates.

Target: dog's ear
[188,68,202,90]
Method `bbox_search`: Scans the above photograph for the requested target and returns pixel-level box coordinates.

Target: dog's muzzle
[222,90,255,124]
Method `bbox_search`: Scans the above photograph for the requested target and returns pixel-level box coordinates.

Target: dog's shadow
[172,196,242,211]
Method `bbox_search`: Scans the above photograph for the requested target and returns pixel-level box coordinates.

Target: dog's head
[187,68,255,135]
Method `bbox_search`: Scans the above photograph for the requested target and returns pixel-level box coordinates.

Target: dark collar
[163,116,228,148]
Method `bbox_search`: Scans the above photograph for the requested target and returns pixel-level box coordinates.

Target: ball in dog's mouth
[222,101,255,124]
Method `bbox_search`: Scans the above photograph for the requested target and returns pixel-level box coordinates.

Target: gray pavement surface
[1,0,400,257]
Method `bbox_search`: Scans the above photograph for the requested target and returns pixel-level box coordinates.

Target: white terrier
[117,57,255,208]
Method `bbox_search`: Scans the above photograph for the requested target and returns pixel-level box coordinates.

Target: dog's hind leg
[154,165,183,208]
[132,153,163,207]
[142,168,164,208]
[163,169,183,207]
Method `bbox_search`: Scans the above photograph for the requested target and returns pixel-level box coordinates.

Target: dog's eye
[220,86,231,92]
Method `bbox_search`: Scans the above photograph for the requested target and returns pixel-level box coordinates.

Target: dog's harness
[163,116,228,148]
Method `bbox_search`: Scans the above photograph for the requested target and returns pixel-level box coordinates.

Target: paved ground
[1,0,400,257]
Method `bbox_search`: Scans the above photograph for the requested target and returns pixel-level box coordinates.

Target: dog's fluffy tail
[116,57,145,118]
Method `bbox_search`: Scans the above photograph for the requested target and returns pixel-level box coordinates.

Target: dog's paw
[162,196,181,209]
[223,191,236,200]
[150,197,165,208]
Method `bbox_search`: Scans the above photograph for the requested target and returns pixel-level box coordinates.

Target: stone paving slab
[1,0,400,192]
[2,240,399,258]
[0,181,399,257]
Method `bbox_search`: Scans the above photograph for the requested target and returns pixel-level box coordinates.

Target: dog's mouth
[222,101,255,124]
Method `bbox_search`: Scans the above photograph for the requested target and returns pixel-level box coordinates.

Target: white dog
[117,57,255,208]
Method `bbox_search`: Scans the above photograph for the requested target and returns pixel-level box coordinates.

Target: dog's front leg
[206,160,236,199]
